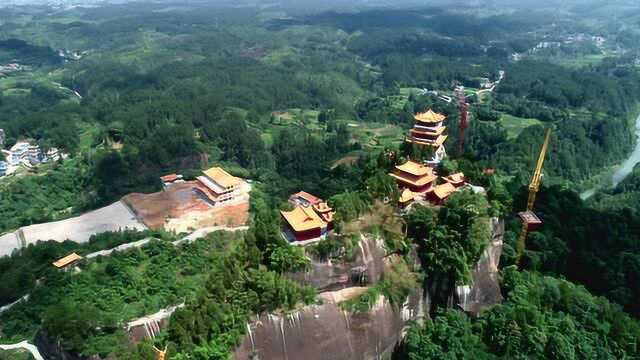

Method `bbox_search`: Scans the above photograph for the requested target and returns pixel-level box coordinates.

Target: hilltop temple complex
[391,109,467,207]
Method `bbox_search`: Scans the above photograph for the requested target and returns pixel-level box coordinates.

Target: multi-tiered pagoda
[407,109,448,163]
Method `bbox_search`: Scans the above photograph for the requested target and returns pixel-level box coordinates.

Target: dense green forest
[397,268,640,359]
[2,1,640,359]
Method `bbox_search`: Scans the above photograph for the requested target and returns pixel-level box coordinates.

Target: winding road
[0,341,44,360]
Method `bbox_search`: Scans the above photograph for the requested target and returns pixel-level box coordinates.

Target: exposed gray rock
[233,287,427,360]
[456,217,505,315]
[288,236,386,292]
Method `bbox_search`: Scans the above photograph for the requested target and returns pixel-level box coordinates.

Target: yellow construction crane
[516,128,551,263]
[153,345,167,360]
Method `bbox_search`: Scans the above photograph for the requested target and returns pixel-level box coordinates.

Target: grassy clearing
[554,53,607,68]
[350,123,405,149]
[499,113,542,139]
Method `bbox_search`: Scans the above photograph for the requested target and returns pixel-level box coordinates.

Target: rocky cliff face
[234,218,505,360]
[456,218,505,314]
[233,287,427,360]
[288,236,386,292]
[34,331,91,360]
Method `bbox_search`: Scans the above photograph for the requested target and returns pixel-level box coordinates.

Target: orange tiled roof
[160,173,179,183]
[399,188,417,204]
[313,201,333,213]
[53,253,83,268]
[203,167,241,188]
[407,135,448,147]
[414,109,446,123]
[433,183,457,200]
[410,126,446,137]
[390,172,437,187]
[292,191,322,205]
[281,206,326,232]
[444,172,465,184]
[395,160,433,177]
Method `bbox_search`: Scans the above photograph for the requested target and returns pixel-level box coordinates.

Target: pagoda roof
[411,126,446,136]
[395,160,433,176]
[160,173,180,183]
[414,109,446,123]
[53,253,83,268]
[203,167,241,188]
[444,172,465,185]
[281,206,326,232]
[399,188,417,204]
[313,201,334,214]
[433,183,457,200]
[292,191,322,205]
[390,172,437,187]
[407,135,448,147]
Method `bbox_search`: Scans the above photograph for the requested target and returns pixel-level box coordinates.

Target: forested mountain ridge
[1,1,640,359]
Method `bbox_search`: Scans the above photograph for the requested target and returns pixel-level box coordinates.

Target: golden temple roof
[433,183,457,200]
[414,109,446,124]
[281,206,325,232]
[444,172,465,185]
[395,160,433,176]
[407,135,448,147]
[399,188,417,204]
[203,167,241,188]
[53,253,83,269]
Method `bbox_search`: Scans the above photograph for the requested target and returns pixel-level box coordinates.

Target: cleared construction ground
[123,181,250,233]
[0,181,250,258]
[0,201,147,257]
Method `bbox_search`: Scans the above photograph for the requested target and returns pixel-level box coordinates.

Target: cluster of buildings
[3,141,62,166]
[393,109,466,208]
[281,191,335,242]
[0,135,64,177]
[0,63,23,77]
[58,49,85,61]
[280,109,469,243]
[154,109,469,244]
[161,166,249,207]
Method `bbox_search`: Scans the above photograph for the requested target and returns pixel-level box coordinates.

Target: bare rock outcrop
[233,287,427,360]
[288,236,386,291]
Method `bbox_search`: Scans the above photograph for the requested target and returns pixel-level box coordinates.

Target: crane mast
[516,128,551,263]
[456,86,469,156]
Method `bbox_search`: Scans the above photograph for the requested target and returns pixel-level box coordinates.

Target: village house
[6,141,55,166]
[0,161,7,177]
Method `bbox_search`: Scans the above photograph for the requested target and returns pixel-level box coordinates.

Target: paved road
[173,225,249,246]
[0,294,29,314]
[86,237,153,258]
[0,341,44,360]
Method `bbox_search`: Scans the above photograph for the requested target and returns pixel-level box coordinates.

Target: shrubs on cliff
[406,190,491,307]
[397,269,640,359]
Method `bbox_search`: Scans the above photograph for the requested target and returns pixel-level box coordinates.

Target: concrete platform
[0,201,147,258]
